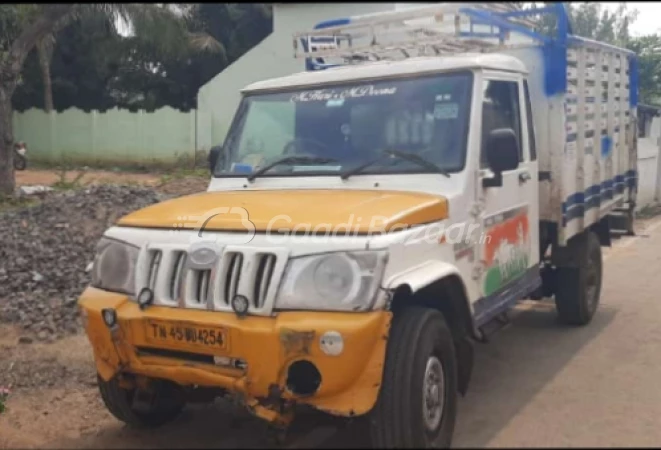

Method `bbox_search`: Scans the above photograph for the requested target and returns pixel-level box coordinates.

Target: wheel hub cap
[423,356,445,431]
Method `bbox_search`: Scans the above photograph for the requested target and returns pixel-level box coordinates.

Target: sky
[603,2,661,37]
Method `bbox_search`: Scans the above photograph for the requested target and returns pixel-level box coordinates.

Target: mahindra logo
[188,242,222,268]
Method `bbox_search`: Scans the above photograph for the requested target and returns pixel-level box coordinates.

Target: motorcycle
[13,141,27,171]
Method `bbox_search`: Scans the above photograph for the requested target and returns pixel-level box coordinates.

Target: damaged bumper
[79,287,391,418]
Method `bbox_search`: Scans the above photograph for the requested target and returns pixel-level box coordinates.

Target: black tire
[370,307,457,448]
[13,154,26,171]
[97,374,185,428]
[554,230,603,326]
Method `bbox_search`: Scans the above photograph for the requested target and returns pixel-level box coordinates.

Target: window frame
[523,80,537,162]
[479,77,524,169]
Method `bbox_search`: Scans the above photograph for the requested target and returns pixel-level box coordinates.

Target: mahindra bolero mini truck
[79,4,639,448]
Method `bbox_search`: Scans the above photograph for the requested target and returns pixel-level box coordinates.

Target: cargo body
[501,42,637,244]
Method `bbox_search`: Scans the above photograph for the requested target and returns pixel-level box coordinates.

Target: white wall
[637,115,661,210]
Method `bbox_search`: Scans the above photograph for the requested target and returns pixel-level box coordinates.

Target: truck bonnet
[117,189,448,234]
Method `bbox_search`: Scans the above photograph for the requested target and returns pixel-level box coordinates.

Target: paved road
[8,218,661,449]
[323,218,661,447]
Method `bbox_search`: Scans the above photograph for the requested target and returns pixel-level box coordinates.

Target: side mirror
[208,145,223,173]
[483,128,520,188]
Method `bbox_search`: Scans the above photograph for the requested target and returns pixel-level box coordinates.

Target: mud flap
[455,336,474,396]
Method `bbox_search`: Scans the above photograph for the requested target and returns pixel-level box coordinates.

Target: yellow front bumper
[79,287,391,417]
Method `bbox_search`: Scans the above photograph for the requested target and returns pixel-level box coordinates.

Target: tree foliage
[12,4,273,112]
[627,35,661,104]
[0,3,225,194]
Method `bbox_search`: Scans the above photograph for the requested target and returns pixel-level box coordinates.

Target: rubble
[0,185,163,341]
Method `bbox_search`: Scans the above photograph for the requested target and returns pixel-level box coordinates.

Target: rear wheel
[98,374,185,428]
[370,307,457,448]
[554,230,602,325]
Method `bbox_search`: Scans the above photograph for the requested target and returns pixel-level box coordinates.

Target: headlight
[275,251,388,311]
[91,237,139,295]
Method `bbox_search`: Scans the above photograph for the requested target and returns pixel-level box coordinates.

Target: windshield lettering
[290,85,398,103]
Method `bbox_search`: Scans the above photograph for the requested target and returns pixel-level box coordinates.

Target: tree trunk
[0,86,15,196]
[37,38,55,113]
[0,5,73,196]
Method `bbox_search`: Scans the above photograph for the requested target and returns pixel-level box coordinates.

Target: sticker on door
[482,206,530,296]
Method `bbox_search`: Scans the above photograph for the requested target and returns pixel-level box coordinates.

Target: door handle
[519,171,531,183]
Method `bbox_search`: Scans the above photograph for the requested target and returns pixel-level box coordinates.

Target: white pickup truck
[80,3,639,448]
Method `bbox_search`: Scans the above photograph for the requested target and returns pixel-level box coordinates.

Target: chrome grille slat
[225,253,243,305]
[254,254,276,308]
[148,250,162,291]
[170,252,186,303]
[197,269,211,304]
[136,245,288,315]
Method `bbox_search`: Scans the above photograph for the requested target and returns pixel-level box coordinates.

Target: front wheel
[98,374,185,428]
[370,307,457,448]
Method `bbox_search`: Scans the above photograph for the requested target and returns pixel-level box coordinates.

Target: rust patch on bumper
[279,329,315,355]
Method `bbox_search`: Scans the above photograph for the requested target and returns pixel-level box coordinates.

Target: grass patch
[0,194,40,212]
[51,168,87,191]
[158,167,209,186]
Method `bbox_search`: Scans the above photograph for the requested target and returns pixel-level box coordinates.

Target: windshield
[215,72,473,178]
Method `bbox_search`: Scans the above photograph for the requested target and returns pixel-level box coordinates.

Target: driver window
[236,101,294,163]
[480,79,522,168]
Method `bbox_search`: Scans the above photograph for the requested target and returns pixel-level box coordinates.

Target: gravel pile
[0,185,163,342]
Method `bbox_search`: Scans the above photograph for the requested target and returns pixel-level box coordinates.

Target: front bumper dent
[79,287,392,418]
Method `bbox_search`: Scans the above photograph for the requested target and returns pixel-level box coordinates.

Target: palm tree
[0,4,222,195]
[36,33,55,112]
[35,5,223,113]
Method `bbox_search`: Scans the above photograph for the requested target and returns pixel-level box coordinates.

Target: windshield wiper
[246,155,338,182]
[341,149,451,180]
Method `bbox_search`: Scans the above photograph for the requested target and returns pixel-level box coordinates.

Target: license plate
[145,320,228,351]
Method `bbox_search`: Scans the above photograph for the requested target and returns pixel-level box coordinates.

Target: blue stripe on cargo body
[585,184,601,198]
[561,171,637,225]
[601,179,614,200]
[562,192,584,214]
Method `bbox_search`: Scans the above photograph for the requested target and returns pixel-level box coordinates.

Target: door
[474,74,540,324]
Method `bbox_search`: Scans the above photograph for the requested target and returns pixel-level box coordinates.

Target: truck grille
[135,245,288,315]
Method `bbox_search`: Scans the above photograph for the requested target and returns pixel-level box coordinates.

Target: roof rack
[292,2,571,71]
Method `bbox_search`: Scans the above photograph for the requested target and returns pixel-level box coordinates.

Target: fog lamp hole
[286,360,322,397]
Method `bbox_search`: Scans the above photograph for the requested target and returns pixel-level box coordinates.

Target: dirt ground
[15,169,162,188]
[3,170,661,448]
[15,168,210,197]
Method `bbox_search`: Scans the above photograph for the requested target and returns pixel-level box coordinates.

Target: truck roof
[242,53,527,94]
